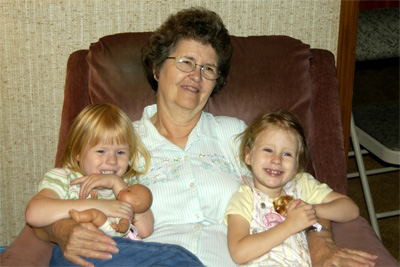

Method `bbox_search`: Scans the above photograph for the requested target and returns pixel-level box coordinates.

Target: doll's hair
[59,104,150,178]
[237,110,308,174]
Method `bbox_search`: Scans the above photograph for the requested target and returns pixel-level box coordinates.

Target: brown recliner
[1,32,398,266]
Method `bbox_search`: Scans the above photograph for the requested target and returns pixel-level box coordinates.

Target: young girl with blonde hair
[26,103,153,239]
[225,110,359,266]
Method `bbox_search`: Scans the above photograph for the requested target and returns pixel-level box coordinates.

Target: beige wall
[0,0,340,246]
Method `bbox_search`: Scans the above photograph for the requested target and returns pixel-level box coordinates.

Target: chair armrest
[0,225,54,266]
[309,49,347,194]
[333,217,399,266]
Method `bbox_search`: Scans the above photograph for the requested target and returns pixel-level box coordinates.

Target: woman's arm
[307,219,377,266]
[25,189,133,227]
[34,219,118,267]
[314,191,359,223]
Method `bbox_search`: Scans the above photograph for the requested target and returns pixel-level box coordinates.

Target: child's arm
[227,200,317,265]
[71,174,128,199]
[25,189,133,227]
[313,191,359,223]
[133,209,154,238]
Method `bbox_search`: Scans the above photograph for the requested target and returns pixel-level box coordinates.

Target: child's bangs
[89,127,128,147]
[103,128,128,145]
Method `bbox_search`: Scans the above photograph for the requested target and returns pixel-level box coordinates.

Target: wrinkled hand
[308,231,377,267]
[54,219,119,267]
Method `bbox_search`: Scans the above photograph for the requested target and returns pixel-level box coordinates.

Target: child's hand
[96,199,134,220]
[71,174,127,199]
[285,198,301,213]
[284,200,317,234]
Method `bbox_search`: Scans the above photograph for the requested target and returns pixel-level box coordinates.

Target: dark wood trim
[337,0,360,158]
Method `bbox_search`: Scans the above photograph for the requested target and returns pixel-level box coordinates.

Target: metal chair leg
[350,114,381,239]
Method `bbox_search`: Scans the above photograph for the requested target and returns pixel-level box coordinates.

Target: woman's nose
[189,66,202,81]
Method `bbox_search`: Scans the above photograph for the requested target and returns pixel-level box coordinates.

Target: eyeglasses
[166,56,220,80]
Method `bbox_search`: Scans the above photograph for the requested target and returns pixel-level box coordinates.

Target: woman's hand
[71,174,127,199]
[308,222,377,266]
[37,219,119,267]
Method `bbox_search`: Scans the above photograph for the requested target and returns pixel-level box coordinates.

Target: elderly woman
[38,7,377,267]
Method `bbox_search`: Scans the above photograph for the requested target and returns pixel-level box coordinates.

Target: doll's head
[117,184,153,213]
[273,195,294,215]
[58,104,150,178]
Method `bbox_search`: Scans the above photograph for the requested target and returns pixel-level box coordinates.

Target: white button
[184,155,189,160]
[190,182,195,188]
[195,214,200,219]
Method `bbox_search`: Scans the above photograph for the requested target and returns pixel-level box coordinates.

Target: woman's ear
[153,69,159,81]
[76,154,81,161]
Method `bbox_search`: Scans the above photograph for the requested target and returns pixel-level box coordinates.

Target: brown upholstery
[1,33,398,266]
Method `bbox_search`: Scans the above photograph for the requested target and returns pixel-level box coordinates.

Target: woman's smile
[181,84,200,93]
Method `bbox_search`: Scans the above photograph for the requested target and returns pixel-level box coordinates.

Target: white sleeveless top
[245,180,311,266]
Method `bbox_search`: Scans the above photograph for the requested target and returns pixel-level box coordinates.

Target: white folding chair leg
[350,114,382,239]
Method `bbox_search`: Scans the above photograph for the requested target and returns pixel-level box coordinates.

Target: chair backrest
[57,32,347,194]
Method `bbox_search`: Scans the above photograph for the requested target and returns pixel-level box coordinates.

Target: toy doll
[69,184,152,239]
[273,195,294,215]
